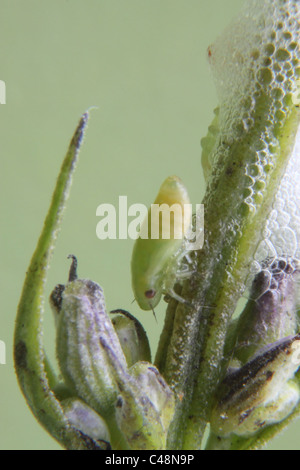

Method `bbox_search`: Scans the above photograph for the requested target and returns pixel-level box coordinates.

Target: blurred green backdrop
[0,0,298,450]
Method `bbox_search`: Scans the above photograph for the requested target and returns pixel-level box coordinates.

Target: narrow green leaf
[14,112,90,449]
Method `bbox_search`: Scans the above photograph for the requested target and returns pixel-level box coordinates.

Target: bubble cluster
[252,124,300,292]
[201,0,299,213]
[249,255,300,301]
[201,0,300,297]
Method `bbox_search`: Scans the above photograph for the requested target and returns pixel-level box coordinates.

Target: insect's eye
[144,289,156,299]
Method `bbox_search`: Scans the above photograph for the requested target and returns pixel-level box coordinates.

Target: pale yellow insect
[131,175,192,311]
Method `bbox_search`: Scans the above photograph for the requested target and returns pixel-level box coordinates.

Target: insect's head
[133,275,162,312]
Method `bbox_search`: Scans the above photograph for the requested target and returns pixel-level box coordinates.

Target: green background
[0,0,298,450]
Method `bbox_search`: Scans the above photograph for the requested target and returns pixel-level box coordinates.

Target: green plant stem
[157,95,300,449]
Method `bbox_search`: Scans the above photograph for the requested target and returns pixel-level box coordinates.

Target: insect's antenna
[131,298,136,305]
[150,304,157,323]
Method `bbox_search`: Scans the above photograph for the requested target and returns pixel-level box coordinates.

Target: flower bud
[211,257,300,438]
[129,361,175,434]
[110,309,151,367]
[211,257,300,436]
[229,257,300,364]
[211,334,300,437]
[50,256,127,419]
[99,334,175,450]
[114,361,175,450]
[61,397,111,450]
[50,256,176,449]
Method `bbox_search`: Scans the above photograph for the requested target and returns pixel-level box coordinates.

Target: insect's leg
[166,288,215,311]
[176,270,194,280]
[176,256,196,279]
[167,287,191,306]
[183,252,194,265]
